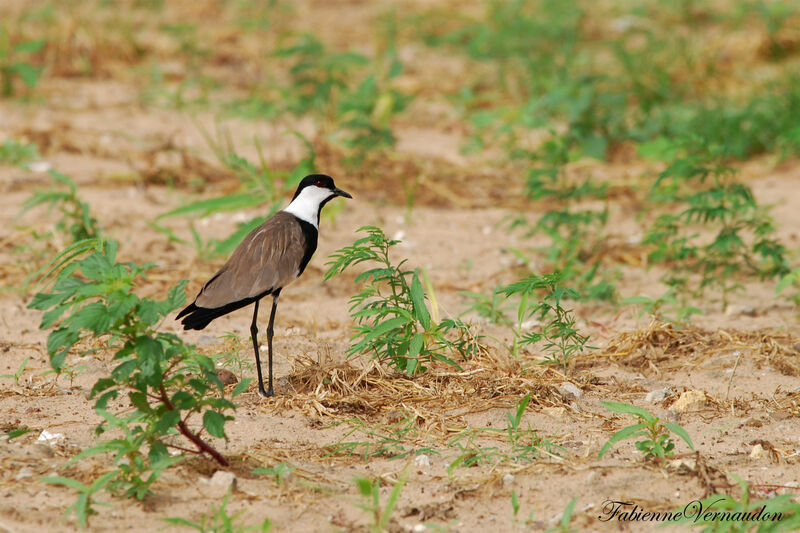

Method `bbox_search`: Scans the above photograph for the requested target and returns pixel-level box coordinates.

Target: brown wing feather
[195,212,305,309]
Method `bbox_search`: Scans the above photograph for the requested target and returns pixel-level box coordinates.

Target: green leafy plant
[0,26,44,97]
[27,239,248,524]
[164,489,272,533]
[497,274,590,367]
[276,33,369,116]
[325,226,480,374]
[520,135,617,301]
[334,14,412,162]
[214,332,254,381]
[354,468,408,533]
[644,137,789,311]
[598,401,694,459]
[19,170,100,244]
[0,138,39,165]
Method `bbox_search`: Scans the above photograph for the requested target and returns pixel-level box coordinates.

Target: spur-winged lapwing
[176,174,352,397]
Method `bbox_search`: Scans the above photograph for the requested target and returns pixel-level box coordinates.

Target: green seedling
[776,267,800,305]
[497,274,590,367]
[0,26,44,97]
[0,138,39,165]
[276,33,369,116]
[214,332,254,380]
[325,226,480,374]
[42,472,116,529]
[164,489,272,533]
[4,426,32,441]
[253,462,295,486]
[461,287,512,326]
[325,414,429,460]
[511,490,535,524]
[354,468,409,533]
[545,497,579,533]
[0,356,29,385]
[598,401,693,459]
[676,475,800,532]
[448,393,558,472]
[19,170,100,244]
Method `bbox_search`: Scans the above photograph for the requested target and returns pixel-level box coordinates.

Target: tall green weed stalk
[325,226,480,374]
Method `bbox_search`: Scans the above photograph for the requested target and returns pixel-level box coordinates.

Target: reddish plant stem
[159,385,229,467]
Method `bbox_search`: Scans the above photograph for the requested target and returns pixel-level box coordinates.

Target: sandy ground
[1,1,800,532]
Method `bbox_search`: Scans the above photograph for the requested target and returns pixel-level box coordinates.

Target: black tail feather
[176,290,273,331]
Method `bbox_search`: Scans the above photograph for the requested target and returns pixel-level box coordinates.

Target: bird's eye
[316,180,323,187]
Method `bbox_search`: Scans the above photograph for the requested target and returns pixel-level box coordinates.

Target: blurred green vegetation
[5,0,800,318]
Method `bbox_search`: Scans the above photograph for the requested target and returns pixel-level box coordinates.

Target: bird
[176,174,352,397]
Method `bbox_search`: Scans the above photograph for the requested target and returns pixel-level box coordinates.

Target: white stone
[558,382,583,400]
[645,388,671,403]
[37,430,64,444]
[413,454,431,468]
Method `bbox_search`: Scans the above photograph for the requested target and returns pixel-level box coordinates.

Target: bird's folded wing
[195,212,305,309]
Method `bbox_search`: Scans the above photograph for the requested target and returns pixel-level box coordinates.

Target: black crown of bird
[176,173,352,397]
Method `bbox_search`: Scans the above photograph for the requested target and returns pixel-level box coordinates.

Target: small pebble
[645,388,671,403]
[558,382,583,401]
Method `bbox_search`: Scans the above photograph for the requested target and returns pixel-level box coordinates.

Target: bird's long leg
[265,290,281,397]
[250,300,268,397]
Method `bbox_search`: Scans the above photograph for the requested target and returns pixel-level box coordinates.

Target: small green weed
[325,226,480,374]
[4,426,32,441]
[0,25,44,97]
[676,475,800,532]
[164,489,272,533]
[448,393,558,471]
[777,267,800,304]
[497,274,590,367]
[0,356,29,385]
[354,468,409,533]
[42,472,116,529]
[325,414,429,460]
[546,497,579,533]
[19,170,100,244]
[511,489,535,524]
[0,138,39,165]
[276,33,368,116]
[253,462,295,486]
[598,401,694,460]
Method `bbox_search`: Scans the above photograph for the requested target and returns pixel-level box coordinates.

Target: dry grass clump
[601,320,800,375]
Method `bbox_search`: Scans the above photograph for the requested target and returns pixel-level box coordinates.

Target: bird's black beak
[333,187,352,199]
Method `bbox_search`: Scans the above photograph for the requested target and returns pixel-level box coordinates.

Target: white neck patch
[282,185,334,228]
